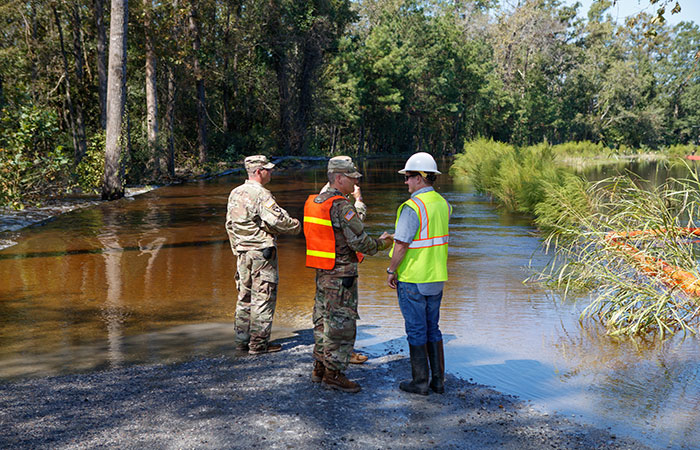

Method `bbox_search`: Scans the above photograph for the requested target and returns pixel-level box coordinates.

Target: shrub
[0,105,72,208]
[75,132,106,193]
[450,138,514,194]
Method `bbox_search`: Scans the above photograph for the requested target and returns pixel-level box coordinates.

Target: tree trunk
[29,2,38,101]
[71,4,85,82]
[163,0,180,179]
[222,61,230,133]
[165,65,176,178]
[70,2,88,163]
[94,0,108,130]
[143,0,159,177]
[330,125,337,154]
[102,0,128,201]
[221,3,232,133]
[52,5,87,163]
[294,31,322,155]
[275,53,293,155]
[0,73,4,117]
[188,4,208,165]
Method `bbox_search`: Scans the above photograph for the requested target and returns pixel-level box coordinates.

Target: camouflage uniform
[226,159,301,352]
[312,188,387,371]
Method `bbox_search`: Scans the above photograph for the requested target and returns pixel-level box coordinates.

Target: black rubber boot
[399,344,429,395]
[427,340,445,394]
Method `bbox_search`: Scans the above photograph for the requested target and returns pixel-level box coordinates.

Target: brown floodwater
[1,159,699,448]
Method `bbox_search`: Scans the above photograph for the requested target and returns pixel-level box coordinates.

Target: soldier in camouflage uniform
[320,156,368,365]
[306,157,392,393]
[226,155,301,355]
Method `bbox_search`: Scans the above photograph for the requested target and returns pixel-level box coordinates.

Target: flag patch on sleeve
[344,210,356,221]
[264,199,276,209]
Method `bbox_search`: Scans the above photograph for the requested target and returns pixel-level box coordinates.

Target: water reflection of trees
[97,207,126,368]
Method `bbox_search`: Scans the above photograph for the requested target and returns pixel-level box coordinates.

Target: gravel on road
[0,330,648,449]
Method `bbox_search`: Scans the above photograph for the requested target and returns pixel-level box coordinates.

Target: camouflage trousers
[312,272,359,372]
[234,248,278,352]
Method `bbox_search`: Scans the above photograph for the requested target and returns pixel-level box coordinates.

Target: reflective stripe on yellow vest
[390,190,449,283]
[303,194,364,269]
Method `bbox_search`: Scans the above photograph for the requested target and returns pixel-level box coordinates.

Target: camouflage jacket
[315,188,386,277]
[226,179,301,253]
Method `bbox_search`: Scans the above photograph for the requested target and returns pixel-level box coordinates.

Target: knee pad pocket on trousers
[327,279,359,322]
[251,256,279,283]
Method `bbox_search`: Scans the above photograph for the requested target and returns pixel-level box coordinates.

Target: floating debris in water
[0,239,17,251]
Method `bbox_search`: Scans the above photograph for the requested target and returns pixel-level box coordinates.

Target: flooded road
[1,159,699,448]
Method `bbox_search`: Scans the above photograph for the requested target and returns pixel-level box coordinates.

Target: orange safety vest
[303,194,364,269]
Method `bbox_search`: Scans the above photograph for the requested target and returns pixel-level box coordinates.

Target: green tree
[489,0,577,145]
[655,21,700,144]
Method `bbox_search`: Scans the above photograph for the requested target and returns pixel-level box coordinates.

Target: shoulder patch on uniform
[264,199,277,209]
[344,210,356,221]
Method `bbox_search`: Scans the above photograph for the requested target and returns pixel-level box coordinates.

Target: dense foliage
[0,0,698,206]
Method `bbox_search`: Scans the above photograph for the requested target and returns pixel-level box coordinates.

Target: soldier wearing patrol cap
[226,155,301,354]
[303,156,393,393]
[320,156,369,365]
[321,156,367,221]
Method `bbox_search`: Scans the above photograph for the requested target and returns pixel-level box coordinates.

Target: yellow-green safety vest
[390,190,450,283]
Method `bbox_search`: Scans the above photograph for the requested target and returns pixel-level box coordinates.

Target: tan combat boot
[349,351,368,364]
[322,369,361,393]
[311,360,325,383]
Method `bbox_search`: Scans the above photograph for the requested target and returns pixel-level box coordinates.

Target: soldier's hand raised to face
[352,185,363,202]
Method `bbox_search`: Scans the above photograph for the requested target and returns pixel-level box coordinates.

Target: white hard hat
[398,152,441,175]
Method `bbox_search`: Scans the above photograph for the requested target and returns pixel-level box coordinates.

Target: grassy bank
[451,139,700,336]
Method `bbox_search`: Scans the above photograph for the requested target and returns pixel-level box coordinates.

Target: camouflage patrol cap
[327,155,362,178]
[244,155,275,171]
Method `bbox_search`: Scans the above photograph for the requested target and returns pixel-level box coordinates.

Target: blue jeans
[397,281,443,346]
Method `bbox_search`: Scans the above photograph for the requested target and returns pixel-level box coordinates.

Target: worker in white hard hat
[386,152,451,395]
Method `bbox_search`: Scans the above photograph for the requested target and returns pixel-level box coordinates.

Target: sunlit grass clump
[551,141,613,158]
[535,172,700,337]
[451,138,572,214]
[665,144,699,158]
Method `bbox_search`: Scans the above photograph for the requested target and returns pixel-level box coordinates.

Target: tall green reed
[451,138,572,215]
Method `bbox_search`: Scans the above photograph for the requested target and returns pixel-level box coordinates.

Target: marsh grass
[451,139,572,215]
[535,170,700,337]
[665,144,699,158]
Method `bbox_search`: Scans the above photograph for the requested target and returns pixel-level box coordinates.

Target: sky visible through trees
[565,0,698,26]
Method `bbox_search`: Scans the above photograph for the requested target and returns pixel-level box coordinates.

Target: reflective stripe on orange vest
[304,194,364,269]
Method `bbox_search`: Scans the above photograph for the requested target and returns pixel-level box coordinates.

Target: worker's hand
[352,185,363,202]
[387,272,398,289]
[379,231,393,242]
